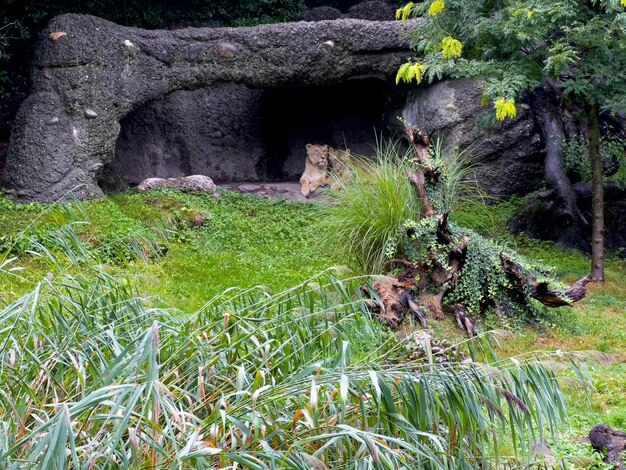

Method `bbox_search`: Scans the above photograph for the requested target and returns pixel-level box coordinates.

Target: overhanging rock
[5,14,415,201]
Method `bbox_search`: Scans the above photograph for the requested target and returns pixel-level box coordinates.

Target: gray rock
[217,42,237,58]
[5,13,416,202]
[122,39,139,54]
[84,108,98,119]
[237,184,262,193]
[300,7,343,22]
[347,1,396,21]
[402,79,544,197]
[47,116,60,125]
[137,174,217,193]
[187,43,203,60]
[110,84,264,186]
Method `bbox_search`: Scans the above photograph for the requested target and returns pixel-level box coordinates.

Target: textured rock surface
[510,182,626,255]
[109,84,264,186]
[403,79,545,197]
[5,13,415,201]
[222,182,310,202]
[137,175,217,193]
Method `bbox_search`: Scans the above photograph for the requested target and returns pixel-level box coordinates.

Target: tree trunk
[588,102,605,282]
[529,86,585,227]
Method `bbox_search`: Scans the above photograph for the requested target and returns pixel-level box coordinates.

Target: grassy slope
[0,190,338,312]
[454,199,626,449]
[1,189,625,465]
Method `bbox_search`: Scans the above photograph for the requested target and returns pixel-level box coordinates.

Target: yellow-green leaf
[401,2,415,22]
[495,98,517,121]
[428,0,445,17]
[413,63,425,84]
[441,36,463,59]
[396,63,410,85]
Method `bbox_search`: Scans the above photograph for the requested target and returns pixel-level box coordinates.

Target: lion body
[300,144,330,197]
[299,144,352,196]
[328,147,351,189]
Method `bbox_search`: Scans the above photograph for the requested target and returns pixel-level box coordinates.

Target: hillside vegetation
[0,187,624,467]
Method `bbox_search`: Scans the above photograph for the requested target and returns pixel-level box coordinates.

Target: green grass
[0,189,338,311]
[0,190,583,468]
[323,141,420,273]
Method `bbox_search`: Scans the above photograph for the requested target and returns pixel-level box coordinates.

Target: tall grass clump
[0,221,588,468]
[326,140,420,273]
[327,138,481,274]
[0,265,584,469]
[428,138,484,214]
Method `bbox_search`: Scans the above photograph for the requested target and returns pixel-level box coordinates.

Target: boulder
[4,13,416,201]
[589,424,626,469]
[299,6,343,21]
[346,1,396,21]
[137,175,217,194]
[510,182,626,255]
[402,79,545,197]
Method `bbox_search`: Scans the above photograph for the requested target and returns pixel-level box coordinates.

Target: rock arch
[4,14,414,201]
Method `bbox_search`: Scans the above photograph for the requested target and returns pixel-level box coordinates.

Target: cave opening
[258,78,398,180]
[101,78,402,193]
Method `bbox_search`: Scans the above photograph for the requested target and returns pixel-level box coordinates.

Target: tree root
[501,254,592,307]
[589,424,626,469]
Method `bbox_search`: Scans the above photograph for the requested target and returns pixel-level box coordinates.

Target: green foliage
[564,134,626,186]
[0,177,624,467]
[425,137,483,214]
[0,196,164,265]
[398,0,626,114]
[324,140,420,273]
[0,190,337,311]
[452,227,564,320]
[325,138,482,274]
[1,0,304,32]
[0,229,582,467]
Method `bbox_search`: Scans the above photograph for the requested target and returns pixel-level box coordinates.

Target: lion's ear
[306,144,312,150]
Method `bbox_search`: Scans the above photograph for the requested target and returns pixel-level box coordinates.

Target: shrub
[326,138,482,274]
[326,137,572,323]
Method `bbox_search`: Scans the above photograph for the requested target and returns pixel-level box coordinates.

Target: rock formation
[4,14,416,201]
[402,79,545,197]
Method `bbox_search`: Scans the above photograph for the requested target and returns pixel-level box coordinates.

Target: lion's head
[305,144,329,168]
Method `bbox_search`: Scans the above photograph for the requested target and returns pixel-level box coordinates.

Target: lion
[300,144,330,197]
[328,147,351,189]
